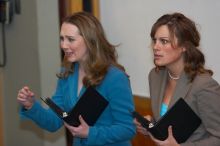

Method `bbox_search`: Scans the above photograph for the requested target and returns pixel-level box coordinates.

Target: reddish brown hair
[57,12,125,86]
[150,12,212,81]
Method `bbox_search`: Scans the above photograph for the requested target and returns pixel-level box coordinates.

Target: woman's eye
[68,38,75,42]
[60,36,64,41]
[160,39,170,45]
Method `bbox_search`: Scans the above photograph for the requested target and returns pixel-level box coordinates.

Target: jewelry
[168,71,180,80]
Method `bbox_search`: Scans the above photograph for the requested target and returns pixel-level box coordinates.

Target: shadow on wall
[20,120,65,143]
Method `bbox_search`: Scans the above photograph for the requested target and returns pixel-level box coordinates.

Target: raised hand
[17,86,35,110]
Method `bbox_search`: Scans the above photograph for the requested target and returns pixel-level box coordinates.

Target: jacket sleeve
[181,76,220,146]
[20,79,65,132]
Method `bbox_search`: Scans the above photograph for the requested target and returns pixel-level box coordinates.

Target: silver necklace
[168,71,180,80]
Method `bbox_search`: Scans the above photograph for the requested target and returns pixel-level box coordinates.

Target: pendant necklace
[168,71,180,80]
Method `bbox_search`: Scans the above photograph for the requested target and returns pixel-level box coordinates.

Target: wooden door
[131,95,156,146]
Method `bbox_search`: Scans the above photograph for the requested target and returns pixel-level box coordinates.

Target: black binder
[133,98,201,143]
[40,87,109,127]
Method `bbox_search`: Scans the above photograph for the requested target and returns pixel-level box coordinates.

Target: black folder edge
[133,98,201,143]
[132,111,152,130]
[40,87,109,126]
[40,96,67,119]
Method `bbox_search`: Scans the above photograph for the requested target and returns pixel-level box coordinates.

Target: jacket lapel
[169,72,192,108]
[151,69,168,120]
[67,63,79,110]
[154,70,192,120]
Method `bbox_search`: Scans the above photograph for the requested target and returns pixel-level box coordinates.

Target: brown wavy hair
[150,12,213,81]
[57,12,125,87]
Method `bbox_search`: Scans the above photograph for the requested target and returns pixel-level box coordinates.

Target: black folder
[40,87,109,127]
[133,98,201,143]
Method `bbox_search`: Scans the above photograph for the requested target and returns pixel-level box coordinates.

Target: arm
[181,76,220,146]
[19,79,65,132]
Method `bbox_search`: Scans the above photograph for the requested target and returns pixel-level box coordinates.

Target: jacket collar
[155,69,192,119]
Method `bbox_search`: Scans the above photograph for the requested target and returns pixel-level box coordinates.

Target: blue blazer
[21,63,136,146]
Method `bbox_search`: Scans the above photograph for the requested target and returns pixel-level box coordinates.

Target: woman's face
[60,23,88,64]
[152,25,185,68]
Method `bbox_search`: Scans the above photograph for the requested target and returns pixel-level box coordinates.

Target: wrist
[23,103,33,110]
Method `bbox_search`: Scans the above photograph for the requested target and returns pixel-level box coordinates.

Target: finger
[64,122,71,128]
[19,89,29,97]
[25,88,34,96]
[18,92,32,100]
[133,118,141,126]
[23,86,30,91]
[23,86,34,96]
[136,125,145,131]
[28,92,34,97]
[17,92,28,100]
[168,125,173,137]
[133,118,137,123]
[144,115,152,121]
[17,96,28,102]
[79,115,86,125]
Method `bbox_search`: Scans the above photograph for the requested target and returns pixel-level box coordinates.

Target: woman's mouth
[154,54,162,60]
[65,52,73,57]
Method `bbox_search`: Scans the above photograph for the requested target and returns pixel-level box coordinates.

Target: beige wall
[0,69,4,146]
[0,0,65,146]
[100,0,220,97]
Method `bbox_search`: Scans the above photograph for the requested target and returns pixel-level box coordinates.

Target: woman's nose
[60,40,68,50]
[153,40,160,50]
[153,40,161,50]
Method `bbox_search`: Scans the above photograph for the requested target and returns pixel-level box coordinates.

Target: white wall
[100,0,220,97]
[0,0,65,146]
[36,1,66,146]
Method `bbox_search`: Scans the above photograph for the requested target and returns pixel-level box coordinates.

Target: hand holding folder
[133,98,201,143]
[40,87,109,127]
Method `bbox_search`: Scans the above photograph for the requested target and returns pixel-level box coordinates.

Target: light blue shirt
[160,103,168,117]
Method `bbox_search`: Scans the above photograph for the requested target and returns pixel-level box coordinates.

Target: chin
[154,61,161,66]
[65,57,75,62]
[155,63,166,67]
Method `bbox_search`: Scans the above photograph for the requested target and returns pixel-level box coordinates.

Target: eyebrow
[67,35,76,38]
[158,37,169,39]
[60,35,75,39]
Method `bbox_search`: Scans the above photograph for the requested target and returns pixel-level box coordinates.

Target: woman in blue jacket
[17,12,135,146]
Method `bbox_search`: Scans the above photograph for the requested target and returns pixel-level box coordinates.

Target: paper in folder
[40,87,109,127]
[133,98,201,143]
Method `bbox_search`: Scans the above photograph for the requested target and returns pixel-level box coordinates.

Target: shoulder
[99,66,130,88]
[192,73,220,94]
[97,66,132,99]
[149,67,166,81]
[190,74,220,131]
[106,66,128,79]
[193,73,219,87]
[149,67,166,76]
